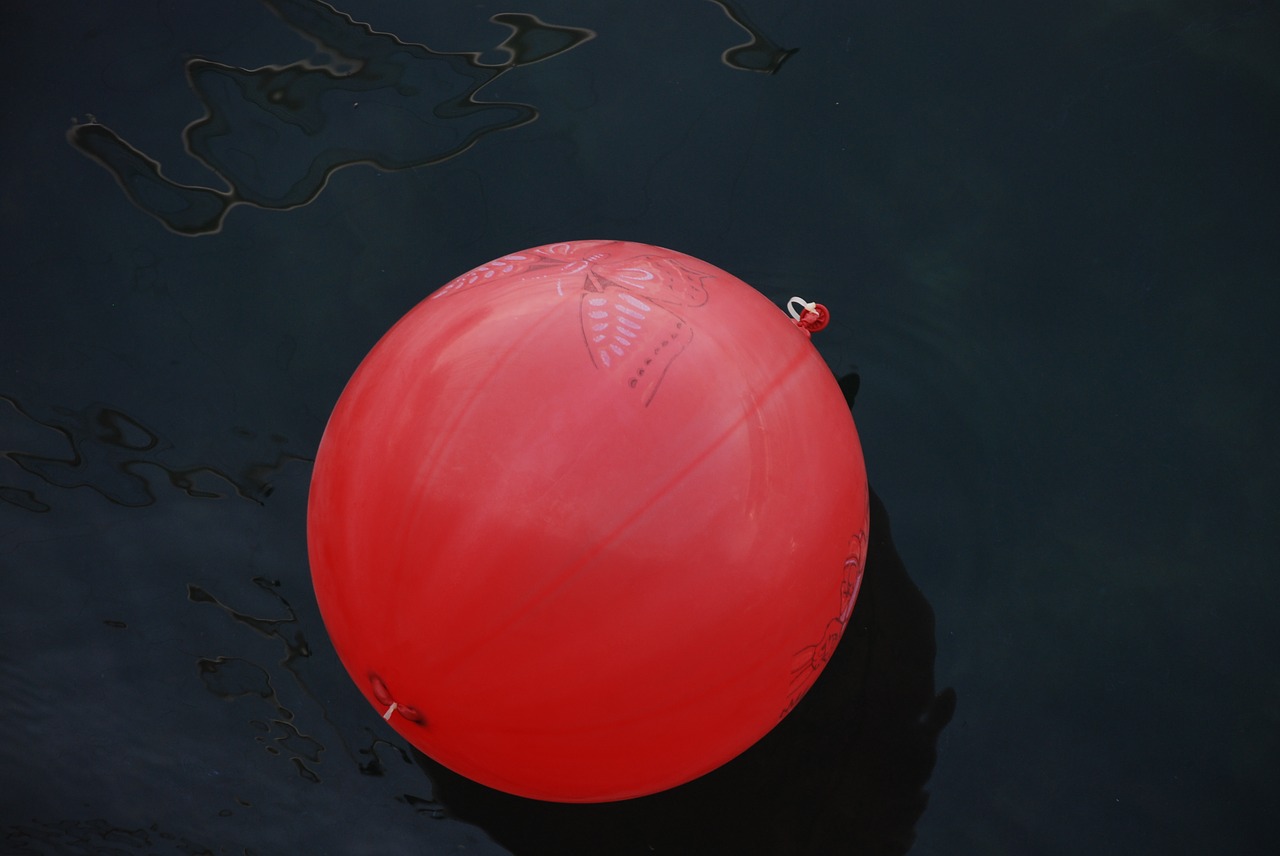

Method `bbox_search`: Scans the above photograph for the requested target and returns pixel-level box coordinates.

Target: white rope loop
[787,296,817,321]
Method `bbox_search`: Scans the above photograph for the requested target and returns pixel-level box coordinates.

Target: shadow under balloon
[66,0,596,236]
[414,372,956,855]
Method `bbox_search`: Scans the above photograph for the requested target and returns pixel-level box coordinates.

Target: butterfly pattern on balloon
[783,524,868,717]
[432,241,712,405]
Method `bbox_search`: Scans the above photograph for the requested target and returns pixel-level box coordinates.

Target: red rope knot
[370,673,424,724]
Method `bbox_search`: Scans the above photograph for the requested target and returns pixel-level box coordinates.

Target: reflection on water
[707,0,798,73]
[0,394,308,510]
[189,578,323,781]
[186,575,452,816]
[66,0,595,235]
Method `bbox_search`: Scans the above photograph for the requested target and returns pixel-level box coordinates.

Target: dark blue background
[3,1,1277,853]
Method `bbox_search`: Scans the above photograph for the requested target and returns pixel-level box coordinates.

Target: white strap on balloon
[787,296,817,320]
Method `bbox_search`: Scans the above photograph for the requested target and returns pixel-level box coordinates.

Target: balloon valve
[786,296,830,337]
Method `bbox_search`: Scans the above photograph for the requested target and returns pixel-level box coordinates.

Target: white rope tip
[382,701,398,721]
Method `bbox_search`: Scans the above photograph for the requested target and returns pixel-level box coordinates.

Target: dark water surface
[3,1,1278,853]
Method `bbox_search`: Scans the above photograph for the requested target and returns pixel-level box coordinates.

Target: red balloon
[307,240,869,802]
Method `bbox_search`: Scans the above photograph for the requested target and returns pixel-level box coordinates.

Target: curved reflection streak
[0,394,309,509]
[66,0,596,235]
[706,0,798,74]
[187,576,448,815]
[191,579,326,782]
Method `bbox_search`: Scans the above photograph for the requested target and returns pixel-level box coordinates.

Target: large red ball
[307,240,868,802]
